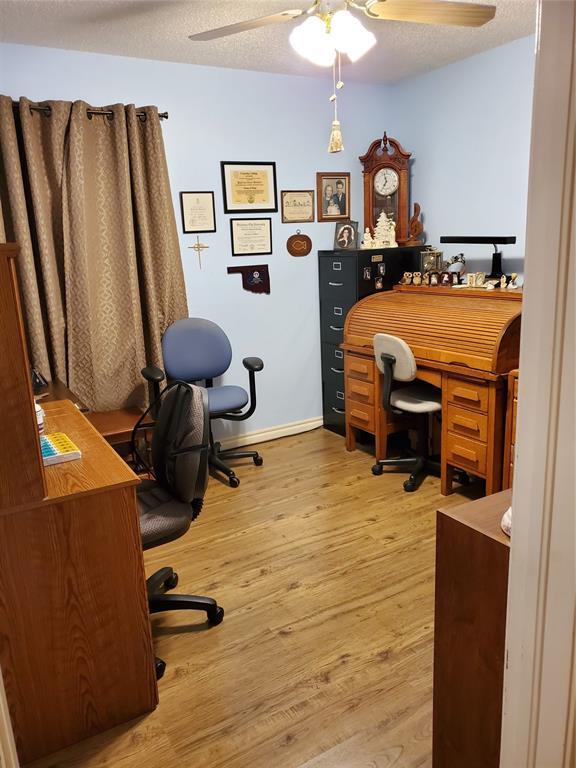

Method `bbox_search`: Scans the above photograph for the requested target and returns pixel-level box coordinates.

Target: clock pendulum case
[359,132,412,244]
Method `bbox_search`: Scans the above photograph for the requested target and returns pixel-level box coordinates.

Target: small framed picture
[363,266,372,280]
[375,277,384,290]
[221,161,278,213]
[179,191,216,234]
[281,190,314,223]
[378,263,386,276]
[230,218,272,257]
[334,220,358,250]
[317,172,350,222]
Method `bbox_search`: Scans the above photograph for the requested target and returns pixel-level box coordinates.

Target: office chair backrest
[162,318,232,381]
[374,334,417,382]
[151,382,210,505]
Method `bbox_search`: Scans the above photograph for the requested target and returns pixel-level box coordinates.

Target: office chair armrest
[380,353,404,416]
[243,357,264,373]
[141,365,166,384]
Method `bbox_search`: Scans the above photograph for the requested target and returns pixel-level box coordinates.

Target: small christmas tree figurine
[372,212,398,248]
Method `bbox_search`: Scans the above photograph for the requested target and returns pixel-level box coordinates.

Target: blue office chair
[142,318,264,488]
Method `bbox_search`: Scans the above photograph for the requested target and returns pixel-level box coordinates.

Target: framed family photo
[316,172,350,222]
[281,190,314,223]
[221,161,278,213]
[179,191,216,234]
[334,220,358,250]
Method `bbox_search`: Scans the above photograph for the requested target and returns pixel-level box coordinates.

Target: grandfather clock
[359,132,412,244]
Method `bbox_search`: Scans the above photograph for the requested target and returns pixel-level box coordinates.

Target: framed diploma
[230,218,272,257]
[221,161,278,213]
[179,191,216,233]
[281,190,315,223]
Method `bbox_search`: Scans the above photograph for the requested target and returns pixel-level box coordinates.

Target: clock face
[374,168,399,196]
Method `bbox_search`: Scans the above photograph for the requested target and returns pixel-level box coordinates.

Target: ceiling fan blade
[188,9,305,41]
[364,0,496,27]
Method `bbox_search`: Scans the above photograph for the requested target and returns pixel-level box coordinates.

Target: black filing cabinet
[318,247,420,436]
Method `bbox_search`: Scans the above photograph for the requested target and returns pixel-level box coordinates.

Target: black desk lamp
[439,236,517,279]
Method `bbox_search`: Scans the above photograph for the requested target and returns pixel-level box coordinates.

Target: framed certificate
[281,190,315,223]
[179,191,216,233]
[230,218,272,257]
[221,162,278,213]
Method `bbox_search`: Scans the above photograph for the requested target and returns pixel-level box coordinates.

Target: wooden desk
[0,244,157,765]
[343,287,521,495]
[0,400,158,764]
[502,368,519,489]
[433,490,511,768]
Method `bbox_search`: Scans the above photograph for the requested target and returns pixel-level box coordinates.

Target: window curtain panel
[0,96,188,411]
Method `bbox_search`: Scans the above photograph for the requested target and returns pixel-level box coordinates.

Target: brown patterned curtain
[0,96,188,411]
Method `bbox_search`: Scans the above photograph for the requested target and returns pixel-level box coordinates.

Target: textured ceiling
[0,0,536,83]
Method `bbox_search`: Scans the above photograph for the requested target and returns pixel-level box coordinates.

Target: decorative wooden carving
[286,231,312,256]
[406,202,425,246]
[359,132,411,244]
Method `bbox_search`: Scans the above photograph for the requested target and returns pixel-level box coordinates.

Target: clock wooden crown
[359,132,412,243]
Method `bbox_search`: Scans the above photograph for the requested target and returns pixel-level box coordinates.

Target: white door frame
[0,668,19,768]
[500,1,575,766]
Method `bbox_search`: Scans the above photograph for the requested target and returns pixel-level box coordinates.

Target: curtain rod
[12,102,168,120]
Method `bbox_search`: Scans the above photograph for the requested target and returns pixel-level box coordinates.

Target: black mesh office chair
[132,381,224,680]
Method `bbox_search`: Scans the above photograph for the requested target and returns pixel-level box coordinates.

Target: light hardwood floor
[29,429,479,768]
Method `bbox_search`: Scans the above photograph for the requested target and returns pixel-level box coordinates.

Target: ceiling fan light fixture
[330,10,377,62]
[289,15,335,66]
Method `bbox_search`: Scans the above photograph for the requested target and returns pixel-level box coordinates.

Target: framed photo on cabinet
[179,191,216,234]
[230,218,272,257]
[334,220,358,250]
[221,161,278,213]
[316,172,350,222]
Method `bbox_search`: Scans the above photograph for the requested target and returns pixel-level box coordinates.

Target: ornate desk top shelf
[393,283,523,301]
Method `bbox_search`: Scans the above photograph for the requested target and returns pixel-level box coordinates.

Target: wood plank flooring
[28,429,480,768]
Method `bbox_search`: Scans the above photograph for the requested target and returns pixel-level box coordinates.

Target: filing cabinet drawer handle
[351,409,369,422]
[329,325,344,331]
[453,386,480,402]
[452,445,478,463]
[453,414,480,432]
[330,367,344,374]
[331,407,345,414]
[328,282,344,287]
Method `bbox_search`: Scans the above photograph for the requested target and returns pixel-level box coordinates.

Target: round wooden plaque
[287,231,312,257]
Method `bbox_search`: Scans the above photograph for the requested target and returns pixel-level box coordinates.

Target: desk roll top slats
[343,289,521,495]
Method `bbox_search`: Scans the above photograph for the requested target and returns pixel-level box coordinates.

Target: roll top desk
[342,286,522,495]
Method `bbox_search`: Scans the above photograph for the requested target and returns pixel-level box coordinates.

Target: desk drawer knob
[452,444,478,463]
[453,386,480,402]
[351,409,369,422]
[453,414,480,432]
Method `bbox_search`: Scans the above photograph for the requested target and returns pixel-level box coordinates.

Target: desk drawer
[446,433,487,475]
[346,377,375,405]
[446,405,488,443]
[447,377,489,413]
[347,400,375,433]
[345,355,375,383]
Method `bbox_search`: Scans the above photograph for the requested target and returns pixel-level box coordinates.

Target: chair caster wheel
[229,475,240,488]
[403,480,416,492]
[208,606,225,626]
[372,464,383,476]
[163,572,179,591]
[155,657,166,680]
[253,455,263,466]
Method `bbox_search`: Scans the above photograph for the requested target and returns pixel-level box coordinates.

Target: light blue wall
[388,35,535,273]
[0,42,394,437]
[0,37,535,435]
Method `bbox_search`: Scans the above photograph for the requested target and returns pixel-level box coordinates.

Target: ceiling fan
[188,1,497,45]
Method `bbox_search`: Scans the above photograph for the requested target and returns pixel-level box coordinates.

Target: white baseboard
[218,417,323,450]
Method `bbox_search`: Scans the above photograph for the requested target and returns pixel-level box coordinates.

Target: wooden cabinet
[0,244,157,764]
[502,369,519,489]
[433,491,511,768]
